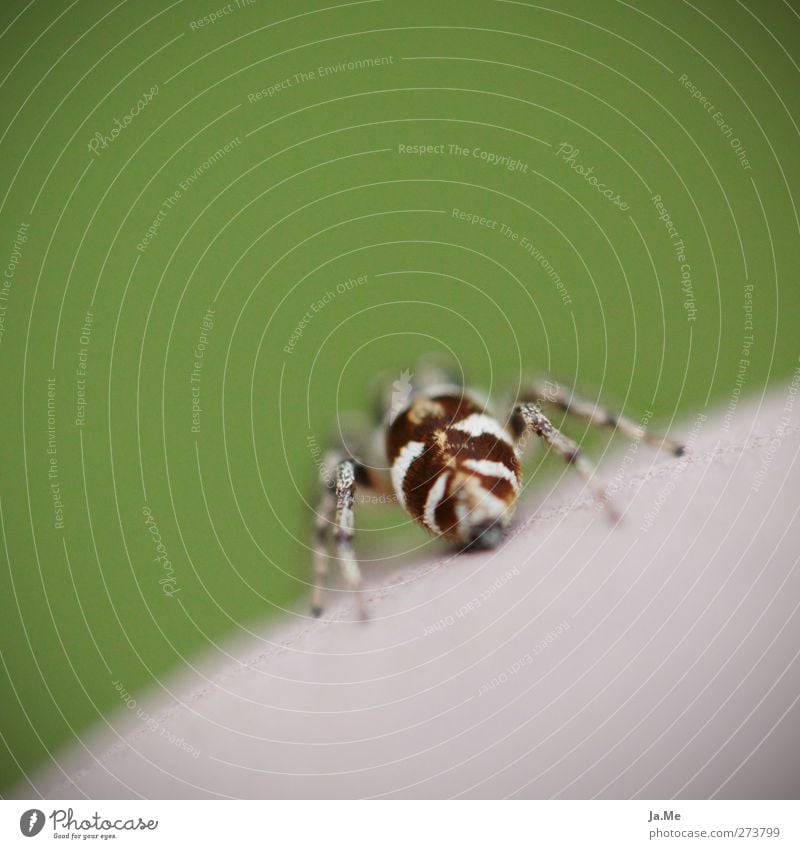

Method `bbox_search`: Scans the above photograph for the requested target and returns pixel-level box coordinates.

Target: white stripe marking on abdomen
[390,440,426,508]
[463,458,519,491]
[423,472,450,533]
[450,413,514,447]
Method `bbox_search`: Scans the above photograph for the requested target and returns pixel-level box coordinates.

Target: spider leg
[311,451,390,619]
[510,402,620,521]
[310,486,334,618]
[332,458,367,619]
[521,378,685,456]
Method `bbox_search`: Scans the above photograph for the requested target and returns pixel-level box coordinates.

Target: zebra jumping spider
[310,361,684,617]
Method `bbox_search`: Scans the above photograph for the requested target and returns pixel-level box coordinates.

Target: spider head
[463,520,505,550]
[452,473,515,549]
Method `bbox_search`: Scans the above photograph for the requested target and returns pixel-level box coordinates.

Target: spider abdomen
[386,391,521,544]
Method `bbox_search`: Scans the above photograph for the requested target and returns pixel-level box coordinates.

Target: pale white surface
[12,384,800,799]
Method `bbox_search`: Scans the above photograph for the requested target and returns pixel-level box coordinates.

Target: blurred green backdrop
[1,0,798,791]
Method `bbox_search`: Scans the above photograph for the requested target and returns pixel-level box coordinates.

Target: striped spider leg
[521,378,685,456]
[509,402,621,521]
[509,378,686,520]
[311,452,391,619]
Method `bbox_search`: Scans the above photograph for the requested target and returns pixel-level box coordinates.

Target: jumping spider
[311,362,684,617]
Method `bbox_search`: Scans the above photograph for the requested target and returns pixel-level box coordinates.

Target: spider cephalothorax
[310,363,683,618]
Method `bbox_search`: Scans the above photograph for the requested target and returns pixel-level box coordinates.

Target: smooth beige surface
[13,384,800,799]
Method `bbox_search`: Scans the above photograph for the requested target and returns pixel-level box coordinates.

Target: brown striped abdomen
[387,392,521,540]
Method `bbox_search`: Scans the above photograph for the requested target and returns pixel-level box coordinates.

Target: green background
[1,0,798,792]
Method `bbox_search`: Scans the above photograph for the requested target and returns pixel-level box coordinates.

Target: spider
[310,360,684,618]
